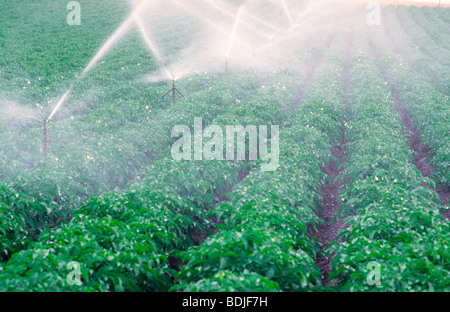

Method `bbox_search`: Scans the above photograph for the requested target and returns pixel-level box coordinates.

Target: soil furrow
[366,31,450,220]
[314,26,354,287]
[315,142,348,286]
[393,97,450,220]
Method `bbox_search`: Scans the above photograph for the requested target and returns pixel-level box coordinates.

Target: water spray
[161,79,184,104]
[81,0,149,78]
[281,0,294,26]
[225,6,244,75]
[45,1,157,123]
[204,1,274,40]
[41,119,51,157]
[133,11,172,80]
[170,0,253,55]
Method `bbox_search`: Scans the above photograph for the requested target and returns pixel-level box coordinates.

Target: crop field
[0,0,449,293]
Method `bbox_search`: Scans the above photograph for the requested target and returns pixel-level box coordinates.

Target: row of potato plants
[170,32,350,292]
[130,20,344,208]
[0,5,259,260]
[409,6,450,51]
[395,6,450,66]
[433,7,450,23]
[383,6,450,96]
[0,70,272,264]
[0,0,345,261]
[369,19,450,191]
[329,29,450,291]
[0,26,336,290]
[1,0,286,259]
[0,0,338,259]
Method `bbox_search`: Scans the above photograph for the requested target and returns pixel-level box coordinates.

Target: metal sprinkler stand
[161,79,184,104]
[225,56,228,75]
[42,119,51,157]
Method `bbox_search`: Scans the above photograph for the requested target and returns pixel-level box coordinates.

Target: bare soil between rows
[313,24,354,287]
[314,139,349,286]
[395,102,450,220]
[367,26,449,221]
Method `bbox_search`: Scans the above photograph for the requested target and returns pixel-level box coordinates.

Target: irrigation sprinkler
[225,56,228,75]
[41,119,51,157]
[161,79,184,104]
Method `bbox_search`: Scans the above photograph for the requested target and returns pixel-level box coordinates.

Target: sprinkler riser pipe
[173,80,176,104]
[42,120,49,158]
[161,79,184,104]
[225,57,228,75]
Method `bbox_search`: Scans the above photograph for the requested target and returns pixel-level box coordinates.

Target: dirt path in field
[394,99,450,220]
[315,141,349,286]
[367,31,450,221]
[313,27,354,287]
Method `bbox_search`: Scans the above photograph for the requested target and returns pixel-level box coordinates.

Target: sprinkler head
[41,118,50,125]
[161,78,184,104]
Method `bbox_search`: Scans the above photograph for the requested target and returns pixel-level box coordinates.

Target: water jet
[224,6,244,75]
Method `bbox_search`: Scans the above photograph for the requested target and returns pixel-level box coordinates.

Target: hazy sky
[342,0,450,3]
[403,0,450,3]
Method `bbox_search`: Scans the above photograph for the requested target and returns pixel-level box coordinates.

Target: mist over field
[0,0,449,294]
